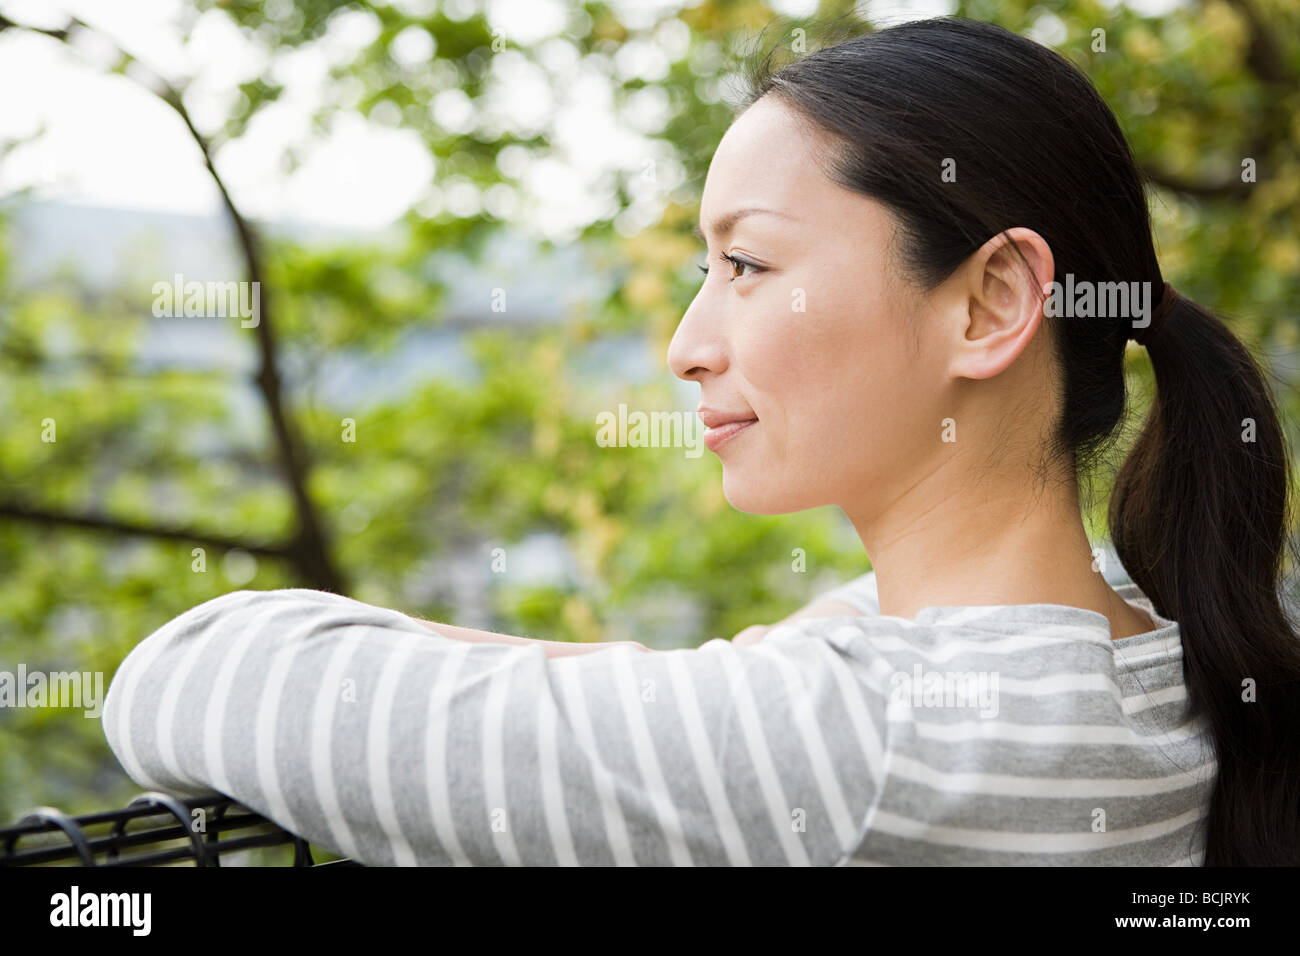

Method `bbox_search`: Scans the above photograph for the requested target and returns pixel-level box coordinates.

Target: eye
[697,252,764,281]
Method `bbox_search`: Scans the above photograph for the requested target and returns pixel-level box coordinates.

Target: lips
[703,418,757,452]
[698,405,758,453]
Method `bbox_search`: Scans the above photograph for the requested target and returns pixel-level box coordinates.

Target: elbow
[101,589,268,792]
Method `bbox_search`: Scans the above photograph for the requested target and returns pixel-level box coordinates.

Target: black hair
[740,15,1300,866]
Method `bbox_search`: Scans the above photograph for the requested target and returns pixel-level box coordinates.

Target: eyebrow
[692,207,796,242]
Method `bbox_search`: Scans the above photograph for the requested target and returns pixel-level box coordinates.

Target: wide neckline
[904,583,1178,646]
[811,571,1180,648]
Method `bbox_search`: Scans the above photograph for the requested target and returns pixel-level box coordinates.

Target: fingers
[730,625,771,647]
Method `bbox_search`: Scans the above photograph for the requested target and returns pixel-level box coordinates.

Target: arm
[101,588,886,866]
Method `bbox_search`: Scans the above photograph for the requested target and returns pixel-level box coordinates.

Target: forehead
[700,95,835,226]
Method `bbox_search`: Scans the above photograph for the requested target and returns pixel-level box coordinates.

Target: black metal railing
[0,793,360,867]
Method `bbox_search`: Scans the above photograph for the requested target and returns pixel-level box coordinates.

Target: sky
[0,0,1177,234]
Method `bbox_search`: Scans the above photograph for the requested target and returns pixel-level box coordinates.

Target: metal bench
[0,793,359,867]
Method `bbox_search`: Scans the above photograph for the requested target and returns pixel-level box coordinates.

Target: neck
[846,460,1125,624]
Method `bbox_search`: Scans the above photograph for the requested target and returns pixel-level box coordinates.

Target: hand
[609,640,653,654]
[542,638,653,657]
[730,624,772,647]
[729,597,863,649]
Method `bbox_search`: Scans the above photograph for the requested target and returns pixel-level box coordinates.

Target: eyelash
[697,252,763,281]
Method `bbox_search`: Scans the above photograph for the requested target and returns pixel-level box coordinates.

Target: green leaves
[1,0,1296,827]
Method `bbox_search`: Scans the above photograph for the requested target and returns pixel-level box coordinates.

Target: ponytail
[1109,294,1300,866]
[742,16,1300,864]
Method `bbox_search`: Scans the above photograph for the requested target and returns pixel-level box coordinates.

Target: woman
[102,17,1300,866]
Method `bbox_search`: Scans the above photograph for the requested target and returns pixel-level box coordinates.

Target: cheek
[732,282,936,508]
[736,284,897,449]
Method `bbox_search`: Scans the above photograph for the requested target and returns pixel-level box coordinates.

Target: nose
[667,291,728,382]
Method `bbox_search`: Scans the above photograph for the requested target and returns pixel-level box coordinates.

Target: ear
[944,227,1054,382]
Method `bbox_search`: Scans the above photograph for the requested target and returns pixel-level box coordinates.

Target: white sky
[0,0,1178,233]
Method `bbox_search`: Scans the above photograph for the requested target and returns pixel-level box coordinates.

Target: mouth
[702,418,758,453]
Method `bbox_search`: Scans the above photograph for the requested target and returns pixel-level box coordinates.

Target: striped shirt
[100,571,1215,865]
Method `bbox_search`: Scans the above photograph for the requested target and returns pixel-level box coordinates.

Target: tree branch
[1144,0,1297,202]
[0,14,346,592]
[1139,165,1254,201]
[164,94,345,592]
[0,501,295,560]
[1222,0,1296,87]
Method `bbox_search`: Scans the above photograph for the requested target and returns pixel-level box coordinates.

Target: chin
[720,470,818,515]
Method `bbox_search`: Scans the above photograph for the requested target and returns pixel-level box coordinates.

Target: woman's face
[668,94,952,519]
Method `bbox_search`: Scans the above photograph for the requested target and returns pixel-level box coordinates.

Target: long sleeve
[101,588,888,866]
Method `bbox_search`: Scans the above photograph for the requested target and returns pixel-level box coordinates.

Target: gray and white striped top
[101,571,1214,865]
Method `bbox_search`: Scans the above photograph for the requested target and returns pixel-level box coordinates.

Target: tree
[0,0,1295,828]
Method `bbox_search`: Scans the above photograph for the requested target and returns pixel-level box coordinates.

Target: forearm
[102,587,880,866]
[412,617,651,656]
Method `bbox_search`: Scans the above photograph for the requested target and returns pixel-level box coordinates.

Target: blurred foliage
[1,0,1297,831]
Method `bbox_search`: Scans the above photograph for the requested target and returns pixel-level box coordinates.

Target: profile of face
[667,94,959,520]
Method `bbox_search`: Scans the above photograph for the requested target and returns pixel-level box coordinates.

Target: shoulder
[749,612,920,701]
